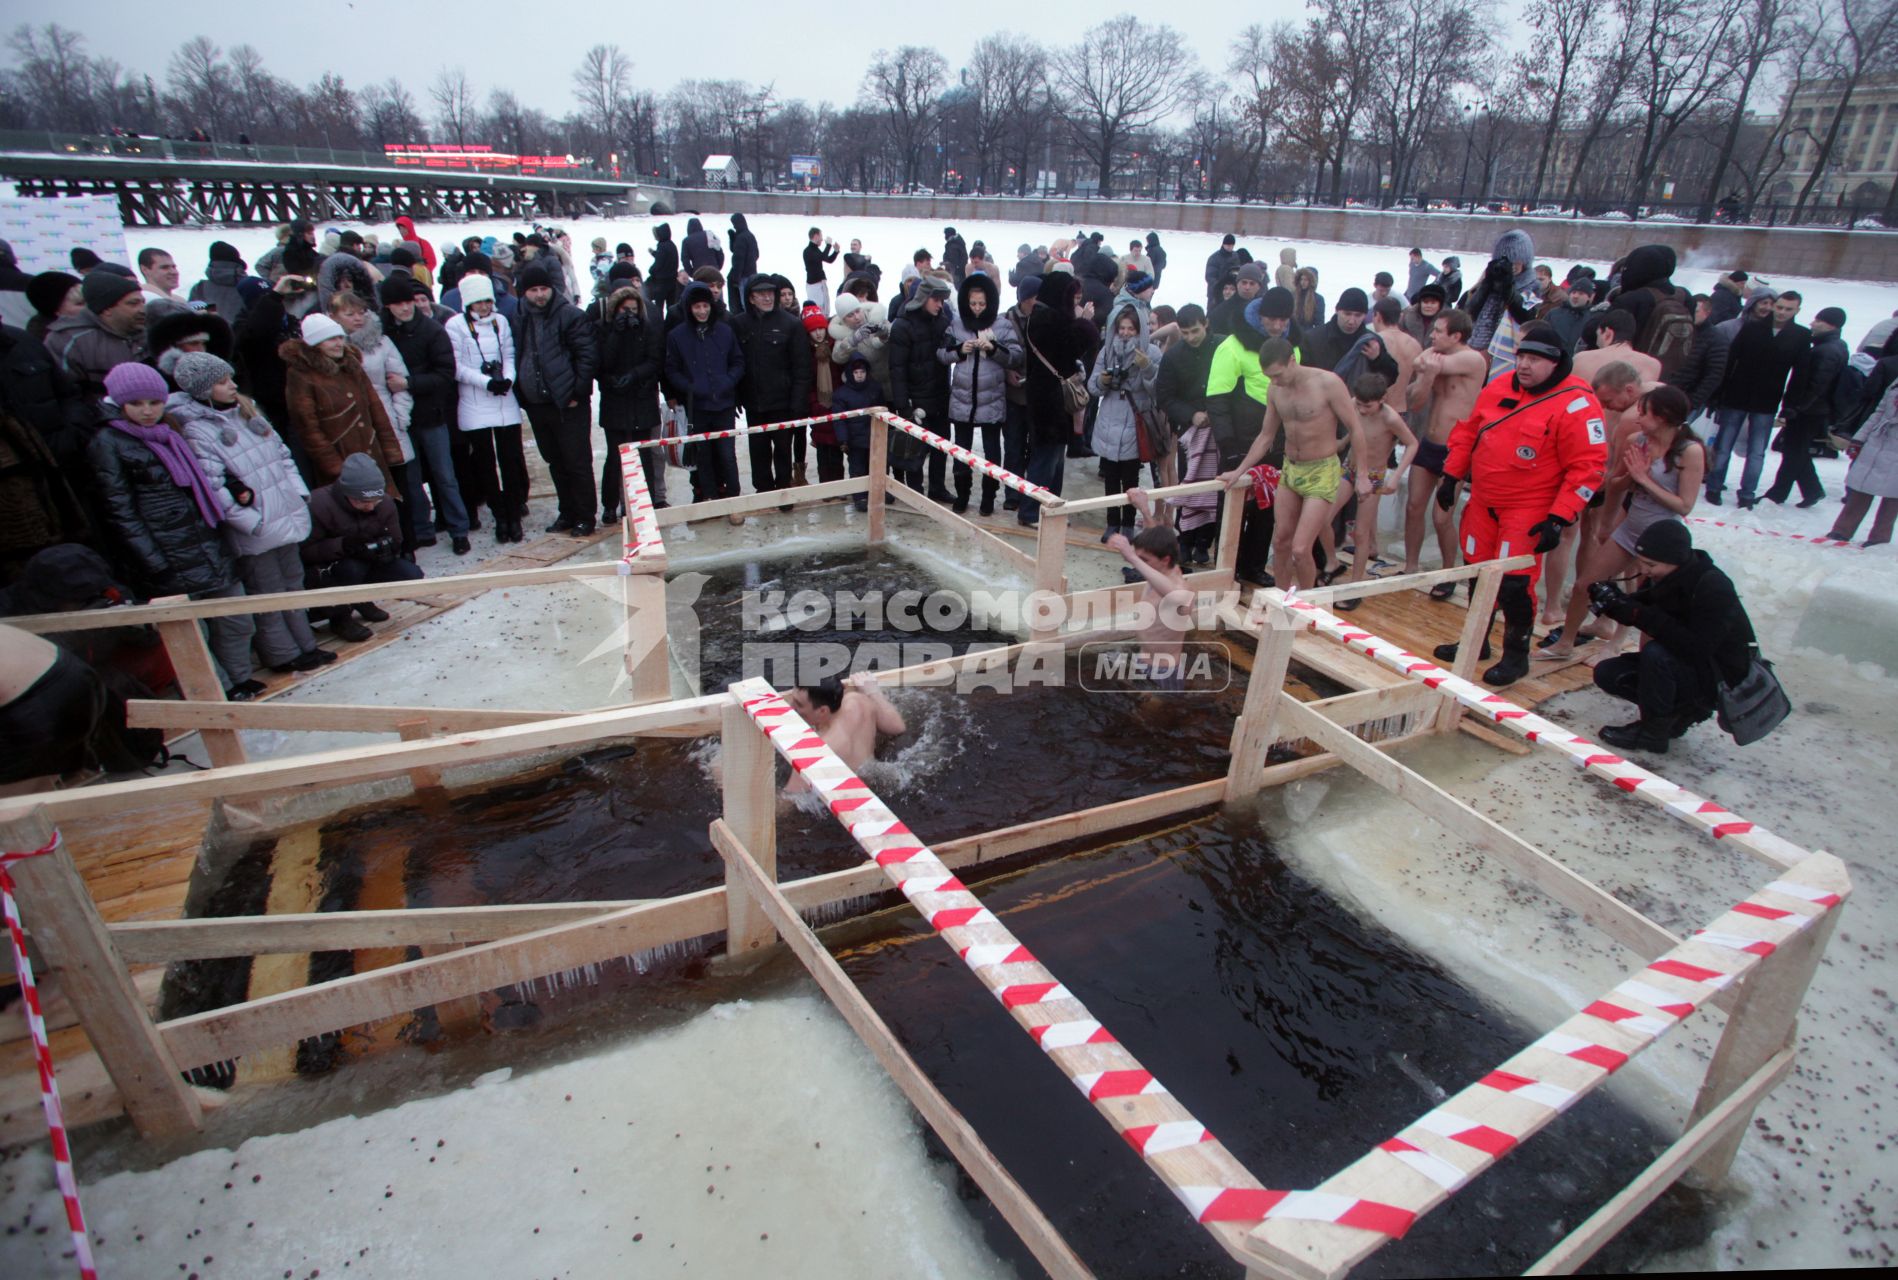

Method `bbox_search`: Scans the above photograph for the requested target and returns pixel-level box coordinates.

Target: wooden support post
[1030,510,1069,641]
[1685,873,1844,1182]
[1438,561,1504,733]
[0,808,202,1137]
[152,594,247,769]
[1225,605,1298,803]
[711,819,1091,1280]
[718,700,778,962]
[396,719,442,791]
[622,571,671,704]
[1215,483,1247,577]
[867,414,889,544]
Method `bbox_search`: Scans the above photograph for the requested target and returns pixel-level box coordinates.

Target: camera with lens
[1587,580,1629,614]
[479,359,501,378]
[1100,362,1129,388]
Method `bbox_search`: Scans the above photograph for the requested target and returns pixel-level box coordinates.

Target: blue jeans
[1707,409,1775,500]
[409,423,469,538]
[1017,437,1067,526]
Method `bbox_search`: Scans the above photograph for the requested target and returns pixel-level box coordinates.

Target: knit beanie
[337,452,386,501]
[591,236,608,253]
[173,352,235,400]
[208,240,244,265]
[1124,269,1154,294]
[378,276,418,306]
[26,271,78,317]
[82,271,141,314]
[301,313,346,345]
[102,361,168,404]
[1235,262,1268,287]
[1634,519,1693,566]
[517,261,555,292]
[1815,306,1847,328]
[833,292,866,319]
[607,261,638,283]
[1017,275,1042,305]
[1259,287,1296,320]
[457,274,495,306]
[1336,287,1370,313]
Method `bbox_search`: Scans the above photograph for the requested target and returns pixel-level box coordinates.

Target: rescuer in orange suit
[1432,321,1609,687]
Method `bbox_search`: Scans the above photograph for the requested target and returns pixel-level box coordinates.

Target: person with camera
[1585,518,1759,754]
[301,452,423,643]
[445,276,528,543]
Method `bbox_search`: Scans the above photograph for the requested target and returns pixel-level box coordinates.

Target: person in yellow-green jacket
[1205,287,1301,585]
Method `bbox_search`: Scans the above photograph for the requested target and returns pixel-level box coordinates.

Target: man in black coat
[888,276,954,496]
[1664,294,1731,418]
[381,277,470,553]
[1590,519,1758,753]
[943,227,968,286]
[1764,305,1849,507]
[1204,234,1237,312]
[1145,233,1167,290]
[512,261,601,535]
[1301,287,1371,372]
[730,274,814,494]
[647,223,680,314]
[727,214,760,314]
[1708,290,1810,507]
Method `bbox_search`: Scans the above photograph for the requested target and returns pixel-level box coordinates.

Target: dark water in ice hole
[160,548,1711,1270]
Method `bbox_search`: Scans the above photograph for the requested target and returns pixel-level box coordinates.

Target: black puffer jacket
[648,225,679,307]
[1781,329,1849,427]
[888,293,953,424]
[511,294,599,406]
[0,324,95,472]
[1665,319,1731,413]
[729,214,759,283]
[86,422,236,597]
[730,283,815,424]
[1023,273,1099,442]
[595,288,664,434]
[383,309,457,432]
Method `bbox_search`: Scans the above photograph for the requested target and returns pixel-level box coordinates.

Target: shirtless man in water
[1405,309,1488,592]
[1105,488,1195,685]
[783,674,906,791]
[1217,338,1370,591]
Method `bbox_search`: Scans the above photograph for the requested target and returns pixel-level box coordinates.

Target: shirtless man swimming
[1328,372,1419,609]
[783,674,906,791]
[1405,308,1489,593]
[1105,489,1196,688]
[1217,337,1369,591]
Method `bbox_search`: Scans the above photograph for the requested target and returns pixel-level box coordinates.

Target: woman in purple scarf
[88,362,263,699]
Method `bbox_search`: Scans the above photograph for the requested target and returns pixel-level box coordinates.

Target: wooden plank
[1051,477,1228,517]
[0,695,730,825]
[128,700,576,734]
[1439,561,1505,733]
[654,477,867,527]
[1215,484,1246,577]
[1226,610,1299,803]
[867,416,888,544]
[153,600,247,769]
[622,571,671,704]
[1457,717,1533,756]
[712,820,1092,1280]
[1303,683,1438,731]
[1526,1047,1796,1276]
[1,809,202,1136]
[1292,555,1536,607]
[887,480,1039,577]
[0,968,162,1046]
[397,719,442,791]
[1275,696,1682,959]
[1031,511,1070,640]
[6,560,627,633]
[720,701,778,961]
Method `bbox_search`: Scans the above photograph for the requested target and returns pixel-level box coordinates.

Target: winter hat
[337,452,386,502]
[607,261,638,283]
[457,274,495,306]
[1443,256,1461,269]
[70,248,102,271]
[1235,262,1268,287]
[378,276,418,305]
[389,246,416,268]
[1514,322,1567,363]
[173,352,235,400]
[102,361,168,404]
[1017,243,1032,257]
[1414,283,1448,306]
[615,242,634,256]
[833,292,866,319]
[1259,287,1295,320]
[491,245,516,269]
[944,226,956,237]
[26,271,78,317]
[1815,306,1847,329]
[1634,519,1692,567]
[1336,287,1369,313]
[1124,269,1155,294]
[82,271,141,314]
[591,236,608,253]
[208,240,244,265]
[517,261,555,292]
[1017,276,1042,305]
[301,313,346,345]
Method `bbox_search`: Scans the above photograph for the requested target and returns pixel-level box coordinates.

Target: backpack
[1831,354,1870,427]
[1634,287,1696,377]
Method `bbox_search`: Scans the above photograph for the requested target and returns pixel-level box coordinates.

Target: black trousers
[951,420,1004,501]
[462,425,529,519]
[1594,642,1711,723]
[310,554,425,624]
[0,648,106,782]
[1099,457,1143,528]
[747,421,798,492]
[1765,422,1826,504]
[523,398,598,523]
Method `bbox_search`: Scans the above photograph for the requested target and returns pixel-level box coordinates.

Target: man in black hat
[1432,321,1608,686]
[1304,287,1371,371]
[1204,234,1238,312]
[44,271,148,398]
[1587,518,1758,752]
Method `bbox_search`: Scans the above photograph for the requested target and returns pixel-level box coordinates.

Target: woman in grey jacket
[1087,307,1162,538]
[937,273,1022,514]
[170,352,334,672]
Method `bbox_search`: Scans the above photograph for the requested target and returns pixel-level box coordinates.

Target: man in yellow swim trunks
[1219,338,1371,590]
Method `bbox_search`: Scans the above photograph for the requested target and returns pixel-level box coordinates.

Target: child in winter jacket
[302,452,424,643]
[88,361,262,698]
[829,354,887,512]
[171,352,335,673]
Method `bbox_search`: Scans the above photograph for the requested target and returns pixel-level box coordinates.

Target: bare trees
[361,80,427,148]
[1377,0,1485,204]
[1052,16,1195,196]
[863,46,948,190]
[430,67,476,148]
[166,36,228,138]
[572,43,633,165]
[1521,0,1597,204]
[1792,0,1898,213]
[1699,0,1800,210]
[966,34,1044,193]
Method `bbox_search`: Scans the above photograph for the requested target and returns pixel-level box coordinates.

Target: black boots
[1482,624,1533,687]
[1600,720,1673,754]
[1432,637,1491,664]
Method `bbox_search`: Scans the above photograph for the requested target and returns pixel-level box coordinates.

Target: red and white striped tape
[643,409,863,449]
[730,678,1417,1252]
[1268,590,1812,867]
[616,442,663,561]
[1686,516,1865,550]
[1,831,98,1280]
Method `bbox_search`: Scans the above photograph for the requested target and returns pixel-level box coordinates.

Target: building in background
[1772,74,1898,208]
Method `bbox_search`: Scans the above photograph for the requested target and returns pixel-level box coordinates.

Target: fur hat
[173,352,235,400]
[26,271,78,317]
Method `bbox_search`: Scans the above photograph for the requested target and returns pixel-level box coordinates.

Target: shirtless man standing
[783,673,907,787]
[1404,309,1489,592]
[1217,338,1370,591]
[1372,296,1420,415]
[1571,309,1662,386]
[1328,372,1419,609]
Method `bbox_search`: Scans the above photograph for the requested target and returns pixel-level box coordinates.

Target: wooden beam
[622,571,671,704]
[1526,1047,1796,1276]
[1290,555,1536,607]
[4,560,627,634]
[1303,683,1438,731]
[1,809,203,1137]
[1275,696,1682,959]
[128,700,571,734]
[719,700,778,961]
[1438,561,1504,733]
[887,480,1039,577]
[867,417,889,544]
[1031,511,1070,639]
[1215,484,1246,578]
[654,477,867,527]
[1051,477,1229,517]
[712,820,1092,1280]
[1226,609,1299,803]
[0,694,729,824]
[153,600,246,769]
[396,719,442,791]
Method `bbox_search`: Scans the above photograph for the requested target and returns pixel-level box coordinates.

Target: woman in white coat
[330,290,422,548]
[444,275,528,543]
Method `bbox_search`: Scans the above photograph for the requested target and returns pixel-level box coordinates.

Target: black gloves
[343,535,395,561]
[1435,474,1461,510]
[487,377,513,395]
[341,534,369,558]
[1528,513,1570,554]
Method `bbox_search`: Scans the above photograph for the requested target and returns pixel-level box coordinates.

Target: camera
[480,359,501,378]
[1587,580,1628,614]
[1101,363,1128,387]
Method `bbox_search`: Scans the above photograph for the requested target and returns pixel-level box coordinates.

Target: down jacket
[888,295,952,424]
[663,283,745,415]
[302,483,400,567]
[86,421,237,597]
[1087,332,1161,463]
[939,274,1021,425]
[45,309,145,398]
[595,288,664,434]
[445,309,524,431]
[348,314,414,462]
[383,310,457,434]
[829,303,893,392]
[171,394,312,555]
[512,293,599,408]
[730,283,814,424]
[278,339,402,486]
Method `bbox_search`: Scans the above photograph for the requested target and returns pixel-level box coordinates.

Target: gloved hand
[1527,513,1570,554]
[487,377,512,395]
[341,534,370,558]
[367,537,397,561]
[1435,474,1461,511]
[1600,595,1638,625]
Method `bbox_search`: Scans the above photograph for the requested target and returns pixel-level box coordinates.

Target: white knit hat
[833,292,865,319]
[458,274,495,306]
[301,313,345,345]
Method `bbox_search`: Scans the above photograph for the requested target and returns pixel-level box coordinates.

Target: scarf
[109,418,223,528]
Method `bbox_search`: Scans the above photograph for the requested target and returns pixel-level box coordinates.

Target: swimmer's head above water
[785,676,847,727]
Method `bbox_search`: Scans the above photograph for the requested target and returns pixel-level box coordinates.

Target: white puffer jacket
[170,393,313,556]
[348,313,415,462]
[446,309,524,430]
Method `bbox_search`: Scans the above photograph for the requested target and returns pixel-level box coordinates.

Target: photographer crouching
[1586,518,1760,754]
[302,452,424,643]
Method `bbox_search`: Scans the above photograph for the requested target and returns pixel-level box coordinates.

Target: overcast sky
[57,1,1312,119]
